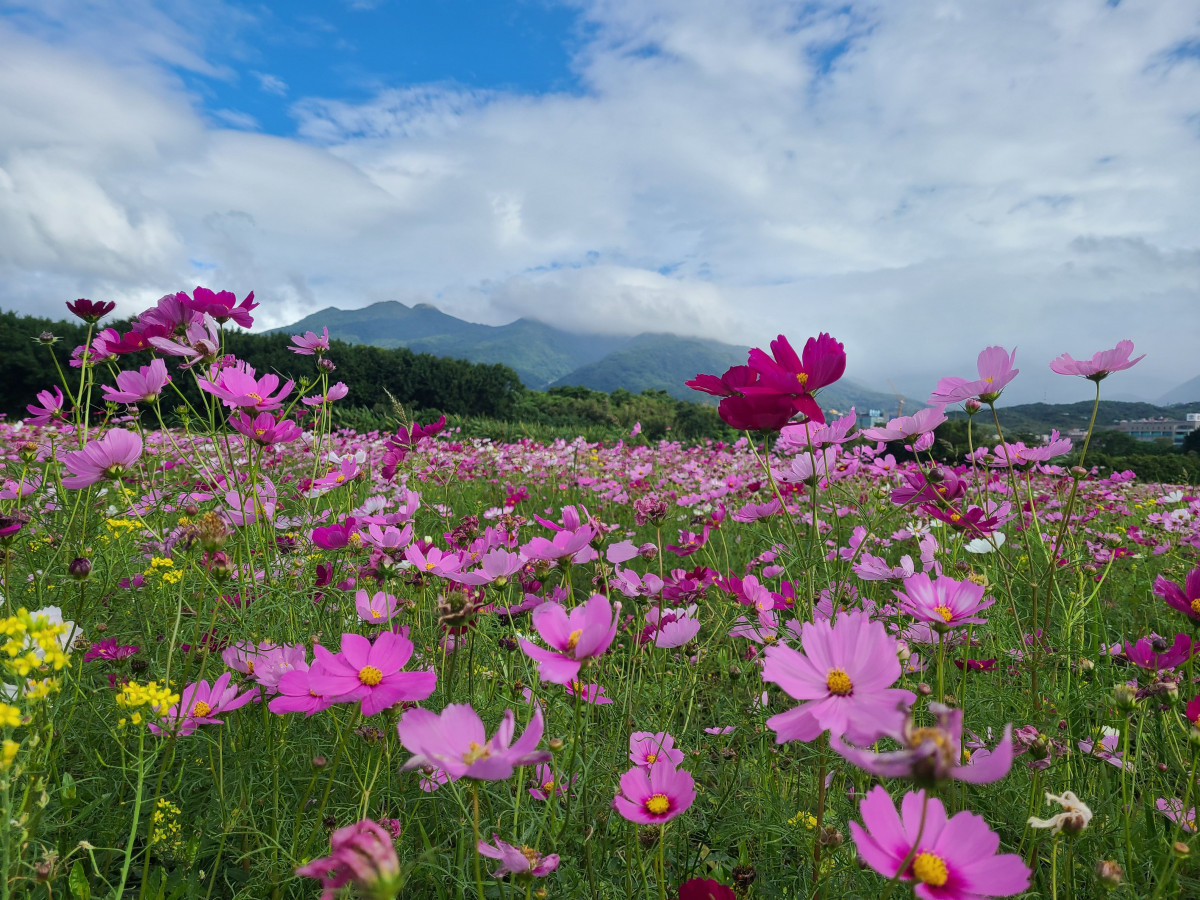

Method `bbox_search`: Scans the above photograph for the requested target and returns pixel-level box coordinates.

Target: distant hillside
[272,301,627,390]
[1160,374,1200,406]
[551,333,747,400]
[960,400,1200,435]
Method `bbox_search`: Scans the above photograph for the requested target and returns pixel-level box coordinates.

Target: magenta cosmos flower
[1154,568,1200,625]
[59,429,143,489]
[1050,339,1144,381]
[761,610,915,745]
[150,672,257,736]
[1124,633,1194,672]
[197,361,293,411]
[613,760,696,825]
[850,786,1030,900]
[832,703,1013,788]
[307,631,435,716]
[518,593,621,685]
[179,287,258,327]
[741,333,847,424]
[25,386,66,425]
[66,298,116,323]
[290,326,331,355]
[894,573,994,632]
[476,835,560,879]
[398,703,551,781]
[928,346,1019,404]
[296,818,402,900]
[229,411,301,446]
[101,358,171,405]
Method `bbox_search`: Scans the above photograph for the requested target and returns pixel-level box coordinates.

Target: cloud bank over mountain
[1,0,1198,403]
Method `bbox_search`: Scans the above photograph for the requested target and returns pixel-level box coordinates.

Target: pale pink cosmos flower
[290,326,331,355]
[849,786,1030,899]
[762,610,915,745]
[59,429,143,489]
[528,763,573,800]
[477,835,559,879]
[643,604,700,648]
[397,703,552,782]
[861,406,948,442]
[101,359,171,405]
[928,346,1019,404]
[25,386,67,425]
[302,382,349,406]
[629,731,685,769]
[893,573,995,631]
[355,589,401,624]
[197,361,294,412]
[447,548,523,586]
[518,593,621,685]
[1049,340,1144,381]
[148,314,220,367]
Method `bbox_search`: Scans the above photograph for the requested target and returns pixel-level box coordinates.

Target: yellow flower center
[246,661,255,676]
[912,852,949,887]
[372,609,383,619]
[934,605,954,623]
[358,666,384,686]
[463,741,491,764]
[1191,599,1200,617]
[825,668,853,695]
[521,846,540,865]
[247,392,263,402]
[567,629,583,650]
[542,780,555,792]
[983,376,994,384]
[949,512,961,522]
[424,562,436,570]
[254,428,267,436]
[191,701,212,718]
[335,474,345,483]
[645,753,658,764]
[796,372,809,388]
[644,793,670,816]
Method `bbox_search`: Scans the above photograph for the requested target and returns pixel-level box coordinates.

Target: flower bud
[548,738,564,753]
[317,357,337,373]
[1112,684,1138,712]
[964,398,982,415]
[1173,841,1190,859]
[68,557,92,581]
[1096,859,1123,888]
[1070,466,1088,479]
[895,640,912,664]
[37,332,59,345]
[917,682,932,697]
[312,756,327,769]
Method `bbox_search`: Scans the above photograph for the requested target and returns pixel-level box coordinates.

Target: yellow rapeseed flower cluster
[788,810,818,830]
[142,557,183,585]
[150,799,185,856]
[0,609,68,675]
[0,740,18,771]
[115,681,180,727]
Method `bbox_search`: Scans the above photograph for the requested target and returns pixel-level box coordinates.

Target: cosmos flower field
[1,291,1199,899]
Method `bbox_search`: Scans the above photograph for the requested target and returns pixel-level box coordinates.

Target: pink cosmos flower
[302,382,349,406]
[268,668,331,716]
[630,731,685,769]
[778,409,860,450]
[679,879,736,900]
[363,523,414,552]
[928,346,1019,404]
[180,286,258,327]
[84,638,139,662]
[894,573,995,631]
[518,593,621,685]
[296,818,402,900]
[197,361,293,411]
[355,589,401,624]
[150,672,258,736]
[224,478,277,526]
[1154,568,1200,625]
[229,412,301,446]
[223,641,307,694]
[1049,340,1144,381]
[528,763,574,800]
[520,527,596,564]
[833,703,1013,787]
[148,314,220,366]
[404,544,463,577]
[1078,734,1127,769]
[849,786,1030,899]
[861,406,948,442]
[612,760,696,824]
[565,681,613,704]
[1156,798,1196,833]
[397,703,552,781]
[101,359,171,405]
[477,835,559,879]
[447,548,523,586]
[642,604,701,648]
[307,631,436,716]
[290,326,331,355]
[25,386,67,425]
[761,610,915,746]
[59,429,143,489]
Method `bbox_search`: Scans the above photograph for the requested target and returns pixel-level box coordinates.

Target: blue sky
[184,1,585,135]
[1,0,1199,403]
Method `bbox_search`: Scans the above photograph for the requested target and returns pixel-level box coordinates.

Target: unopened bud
[37,332,59,345]
[317,357,337,373]
[1096,859,1123,888]
[895,640,912,664]
[1070,466,1087,479]
[68,557,92,581]
[925,467,945,483]
[312,756,327,770]
[917,682,933,697]
[1112,684,1138,712]
[548,738,564,753]
[1173,841,1190,858]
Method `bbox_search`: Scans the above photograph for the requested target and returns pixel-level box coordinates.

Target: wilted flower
[1027,791,1092,836]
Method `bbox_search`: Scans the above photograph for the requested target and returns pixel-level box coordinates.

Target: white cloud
[253,72,288,96]
[1,0,1199,403]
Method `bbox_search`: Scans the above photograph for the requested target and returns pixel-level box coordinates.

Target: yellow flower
[0,704,20,728]
[0,740,18,770]
[788,810,818,830]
